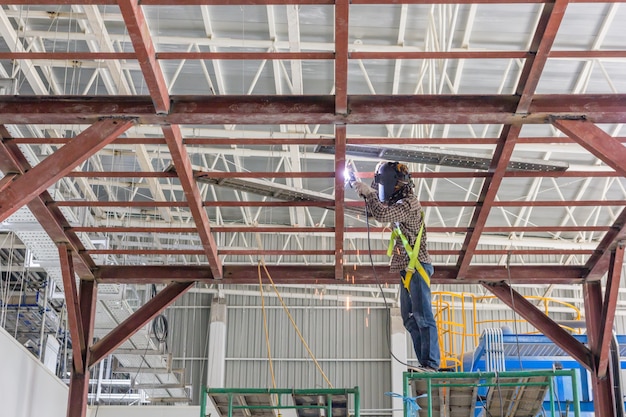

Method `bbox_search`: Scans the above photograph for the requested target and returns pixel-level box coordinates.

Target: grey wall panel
[167,292,212,404]
[224,294,394,413]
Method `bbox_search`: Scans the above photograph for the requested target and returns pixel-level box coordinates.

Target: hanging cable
[258,262,277,389]
[150,284,169,349]
[259,261,334,388]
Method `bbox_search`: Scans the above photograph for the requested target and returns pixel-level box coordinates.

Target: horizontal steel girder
[93,264,588,285]
[0,95,625,125]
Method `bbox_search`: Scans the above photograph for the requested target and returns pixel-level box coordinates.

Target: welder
[354,161,440,372]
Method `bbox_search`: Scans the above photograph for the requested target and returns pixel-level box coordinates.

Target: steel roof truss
[0,119,134,222]
[163,125,222,278]
[118,0,170,113]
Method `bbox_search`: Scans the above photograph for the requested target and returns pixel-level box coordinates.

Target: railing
[200,386,360,417]
[432,292,584,370]
[403,369,581,417]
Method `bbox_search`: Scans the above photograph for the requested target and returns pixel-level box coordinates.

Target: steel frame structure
[0,0,625,416]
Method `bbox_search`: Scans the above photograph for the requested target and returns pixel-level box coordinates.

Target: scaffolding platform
[405,369,579,417]
[207,392,276,417]
[201,387,360,417]
[292,393,348,417]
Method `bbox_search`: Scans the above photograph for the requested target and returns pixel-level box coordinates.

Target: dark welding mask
[373,161,411,204]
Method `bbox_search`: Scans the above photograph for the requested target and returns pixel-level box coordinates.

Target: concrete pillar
[206,296,228,388]
[390,307,408,417]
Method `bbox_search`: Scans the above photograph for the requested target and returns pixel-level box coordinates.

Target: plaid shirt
[364,192,432,272]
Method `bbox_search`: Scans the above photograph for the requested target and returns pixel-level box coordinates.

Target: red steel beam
[85,248,594,256]
[455,125,519,278]
[61,170,626,180]
[585,206,626,280]
[94,264,587,285]
[67,279,97,417]
[0,173,17,192]
[553,118,626,177]
[89,281,195,366]
[52,199,625,208]
[69,225,608,234]
[158,51,334,60]
[118,0,170,113]
[484,281,593,371]
[163,124,222,278]
[457,0,566,277]
[583,280,618,415]
[0,128,96,277]
[58,244,85,373]
[597,242,625,377]
[4,0,626,6]
[0,119,134,223]
[6,50,624,61]
[516,0,568,112]
[335,125,347,279]
[553,119,626,280]
[6,0,626,5]
[335,0,349,114]
[11,136,626,146]
[2,94,626,125]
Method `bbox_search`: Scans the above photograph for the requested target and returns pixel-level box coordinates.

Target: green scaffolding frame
[200,386,361,417]
[403,369,581,417]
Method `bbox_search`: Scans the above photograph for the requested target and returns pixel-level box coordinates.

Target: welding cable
[258,262,277,389]
[152,314,169,344]
[363,201,414,370]
[259,260,334,388]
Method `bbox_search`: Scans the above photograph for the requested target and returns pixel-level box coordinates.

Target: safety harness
[387,212,430,290]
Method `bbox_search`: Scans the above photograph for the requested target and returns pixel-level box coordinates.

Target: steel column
[67,279,97,417]
[597,243,625,375]
[335,124,346,280]
[584,280,619,417]
[334,0,349,114]
[58,244,86,373]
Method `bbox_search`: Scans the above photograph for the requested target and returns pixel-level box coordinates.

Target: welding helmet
[373,161,412,204]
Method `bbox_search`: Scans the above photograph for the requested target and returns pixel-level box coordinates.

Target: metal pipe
[38,277,49,360]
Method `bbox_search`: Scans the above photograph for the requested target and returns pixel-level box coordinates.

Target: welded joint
[548,115,588,122]
[97,116,139,124]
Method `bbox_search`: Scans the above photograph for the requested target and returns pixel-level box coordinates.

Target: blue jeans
[400,264,440,369]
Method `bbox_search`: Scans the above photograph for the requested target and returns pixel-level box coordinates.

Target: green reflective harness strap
[387,218,430,290]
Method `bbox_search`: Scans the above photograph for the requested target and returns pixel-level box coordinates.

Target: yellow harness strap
[387,216,430,290]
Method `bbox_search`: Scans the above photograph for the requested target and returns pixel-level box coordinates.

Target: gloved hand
[354,181,374,197]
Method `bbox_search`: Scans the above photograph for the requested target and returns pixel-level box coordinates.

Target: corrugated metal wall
[225,294,392,414]
[167,291,212,404]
